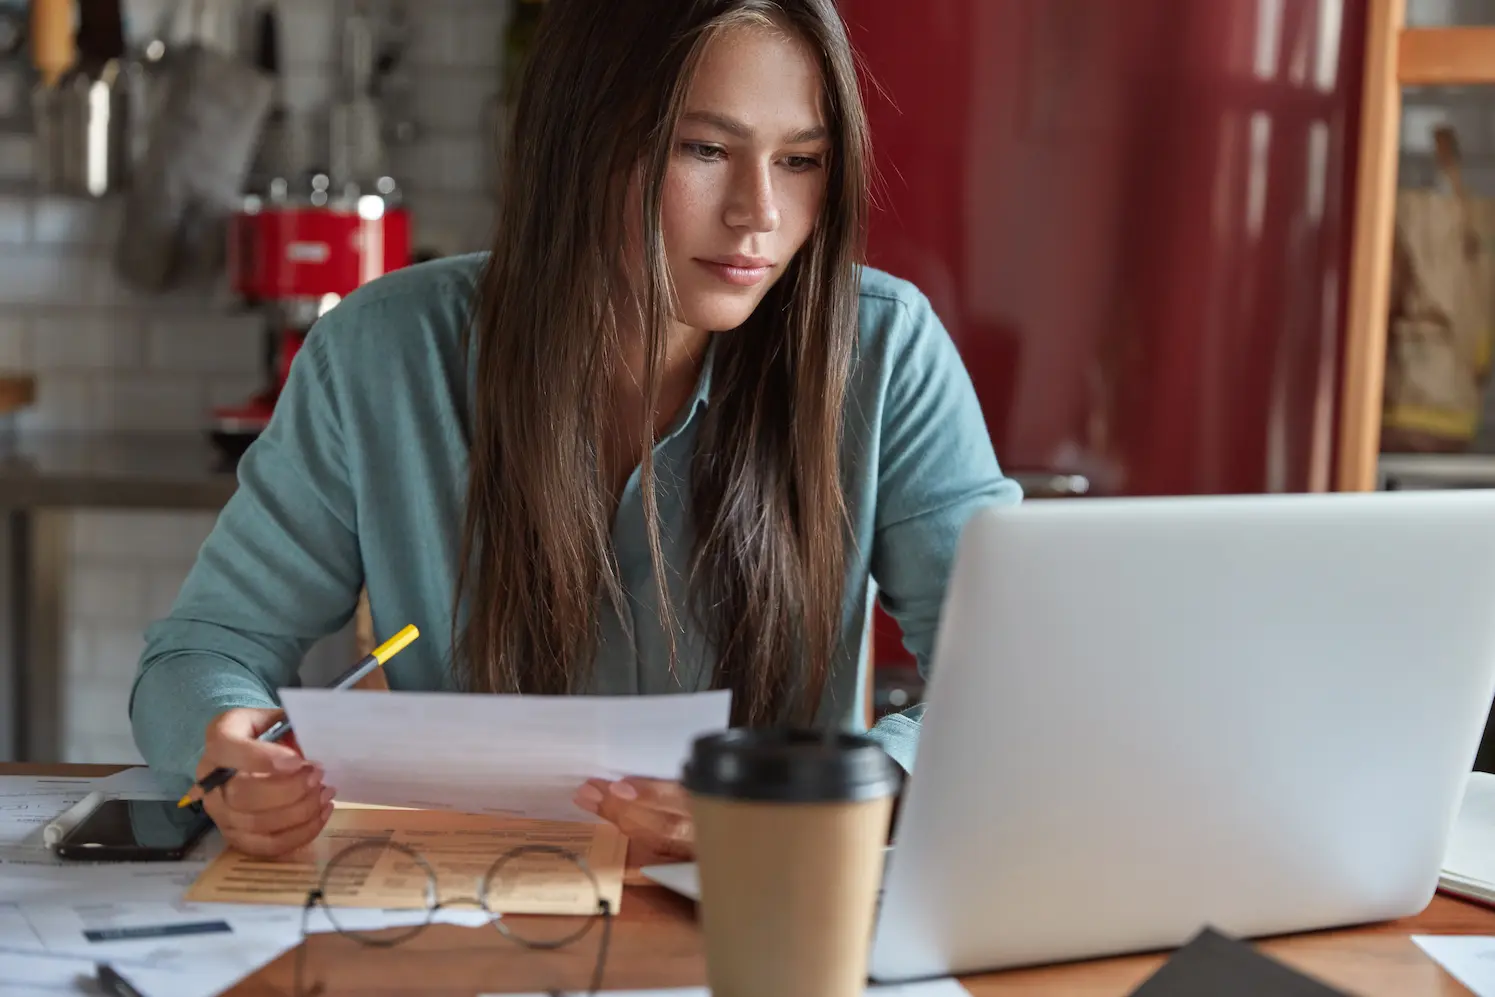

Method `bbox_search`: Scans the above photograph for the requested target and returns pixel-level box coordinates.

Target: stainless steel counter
[0,436,239,762]
[0,436,239,509]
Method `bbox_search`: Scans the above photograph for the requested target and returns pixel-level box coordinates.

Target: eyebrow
[680,110,828,144]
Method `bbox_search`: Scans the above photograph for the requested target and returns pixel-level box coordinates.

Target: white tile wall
[4,0,507,763]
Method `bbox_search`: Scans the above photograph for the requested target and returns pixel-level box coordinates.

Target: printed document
[278,688,731,821]
[0,939,297,997]
[1441,771,1495,906]
[0,768,502,997]
[488,981,974,997]
[1413,936,1495,997]
[185,806,627,915]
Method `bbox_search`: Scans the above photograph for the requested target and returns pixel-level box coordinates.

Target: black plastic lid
[682,729,901,803]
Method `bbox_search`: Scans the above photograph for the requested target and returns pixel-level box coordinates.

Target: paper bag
[1382,127,1495,453]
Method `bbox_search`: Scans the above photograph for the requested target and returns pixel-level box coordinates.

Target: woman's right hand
[190,707,335,857]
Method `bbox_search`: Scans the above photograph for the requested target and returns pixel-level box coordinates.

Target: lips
[695,255,775,288]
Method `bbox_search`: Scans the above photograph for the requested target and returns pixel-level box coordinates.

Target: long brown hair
[457,0,869,727]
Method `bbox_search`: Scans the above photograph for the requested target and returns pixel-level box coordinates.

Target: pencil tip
[176,793,194,809]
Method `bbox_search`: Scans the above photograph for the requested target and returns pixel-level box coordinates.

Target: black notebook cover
[1127,927,1355,997]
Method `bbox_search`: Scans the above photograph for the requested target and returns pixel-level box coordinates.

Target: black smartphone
[55,798,214,862]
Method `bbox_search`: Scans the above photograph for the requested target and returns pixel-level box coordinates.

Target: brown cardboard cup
[683,729,901,997]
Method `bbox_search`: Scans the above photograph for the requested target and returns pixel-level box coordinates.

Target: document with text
[186,806,627,916]
[489,982,973,997]
[278,688,731,821]
[1413,936,1495,997]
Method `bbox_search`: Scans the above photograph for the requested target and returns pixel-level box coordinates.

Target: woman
[130,0,1021,859]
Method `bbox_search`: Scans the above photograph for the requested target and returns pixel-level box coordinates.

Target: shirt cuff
[129,655,280,794]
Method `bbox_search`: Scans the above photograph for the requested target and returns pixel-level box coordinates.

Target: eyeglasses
[291,841,613,997]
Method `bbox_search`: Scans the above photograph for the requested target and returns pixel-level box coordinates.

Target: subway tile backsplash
[6,0,507,763]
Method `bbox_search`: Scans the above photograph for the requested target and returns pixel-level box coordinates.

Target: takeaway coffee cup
[683,728,902,997]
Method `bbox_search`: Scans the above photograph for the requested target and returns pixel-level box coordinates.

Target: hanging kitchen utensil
[244,2,289,193]
[0,1,32,132]
[32,0,132,196]
[28,0,72,87]
[114,28,272,290]
[28,0,73,186]
[329,0,385,188]
[374,0,416,149]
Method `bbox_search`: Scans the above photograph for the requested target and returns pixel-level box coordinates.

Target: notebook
[1441,772,1495,908]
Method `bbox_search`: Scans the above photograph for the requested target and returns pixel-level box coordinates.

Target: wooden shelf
[1336,10,1495,492]
[1401,27,1495,86]
[1337,0,1406,492]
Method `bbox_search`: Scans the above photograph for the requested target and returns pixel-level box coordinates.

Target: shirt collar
[659,333,717,444]
[462,328,718,445]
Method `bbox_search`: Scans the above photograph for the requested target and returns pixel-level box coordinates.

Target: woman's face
[659,21,831,334]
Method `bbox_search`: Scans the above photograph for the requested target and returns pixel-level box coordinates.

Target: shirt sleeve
[863,292,1022,772]
[128,324,364,792]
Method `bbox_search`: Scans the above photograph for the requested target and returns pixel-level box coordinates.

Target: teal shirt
[129,254,1022,793]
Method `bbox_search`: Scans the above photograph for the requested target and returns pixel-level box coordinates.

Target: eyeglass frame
[290,840,614,997]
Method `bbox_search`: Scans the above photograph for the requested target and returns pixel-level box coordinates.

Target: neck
[613,319,711,429]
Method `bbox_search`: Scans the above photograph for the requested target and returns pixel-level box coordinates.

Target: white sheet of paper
[0,941,294,997]
[0,859,209,906]
[0,779,97,851]
[0,948,106,997]
[18,898,492,962]
[1442,772,1495,904]
[1413,935,1495,996]
[104,943,298,997]
[489,980,972,997]
[93,767,172,796]
[105,939,302,997]
[280,689,732,820]
[0,768,497,997]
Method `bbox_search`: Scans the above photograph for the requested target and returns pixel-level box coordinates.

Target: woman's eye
[782,155,823,173]
[681,142,726,162]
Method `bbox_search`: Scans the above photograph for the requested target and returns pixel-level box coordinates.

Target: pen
[176,624,420,808]
[43,790,103,848]
[96,962,147,997]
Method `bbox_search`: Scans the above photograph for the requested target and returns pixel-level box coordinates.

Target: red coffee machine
[210,1,415,460]
[212,175,412,459]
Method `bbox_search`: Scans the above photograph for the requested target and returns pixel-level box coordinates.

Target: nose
[723,159,780,234]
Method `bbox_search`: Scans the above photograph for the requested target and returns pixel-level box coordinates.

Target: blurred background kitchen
[0,0,531,764]
[1,0,1494,769]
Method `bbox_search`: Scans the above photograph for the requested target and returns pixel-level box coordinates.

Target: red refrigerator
[837,0,1370,676]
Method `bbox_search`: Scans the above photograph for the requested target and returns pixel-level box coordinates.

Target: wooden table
[20,765,1492,995]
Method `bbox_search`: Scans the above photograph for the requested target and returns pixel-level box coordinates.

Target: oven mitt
[1127,927,1353,996]
[114,43,272,291]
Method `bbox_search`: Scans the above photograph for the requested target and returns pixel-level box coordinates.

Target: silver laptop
[646,491,1495,980]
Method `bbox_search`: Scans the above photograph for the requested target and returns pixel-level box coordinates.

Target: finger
[616,778,687,807]
[211,707,289,742]
[208,717,307,776]
[226,802,334,859]
[573,781,605,814]
[184,755,302,811]
[219,766,325,814]
[591,794,694,858]
[221,783,336,837]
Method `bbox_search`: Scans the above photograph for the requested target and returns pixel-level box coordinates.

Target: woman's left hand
[574,777,695,860]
